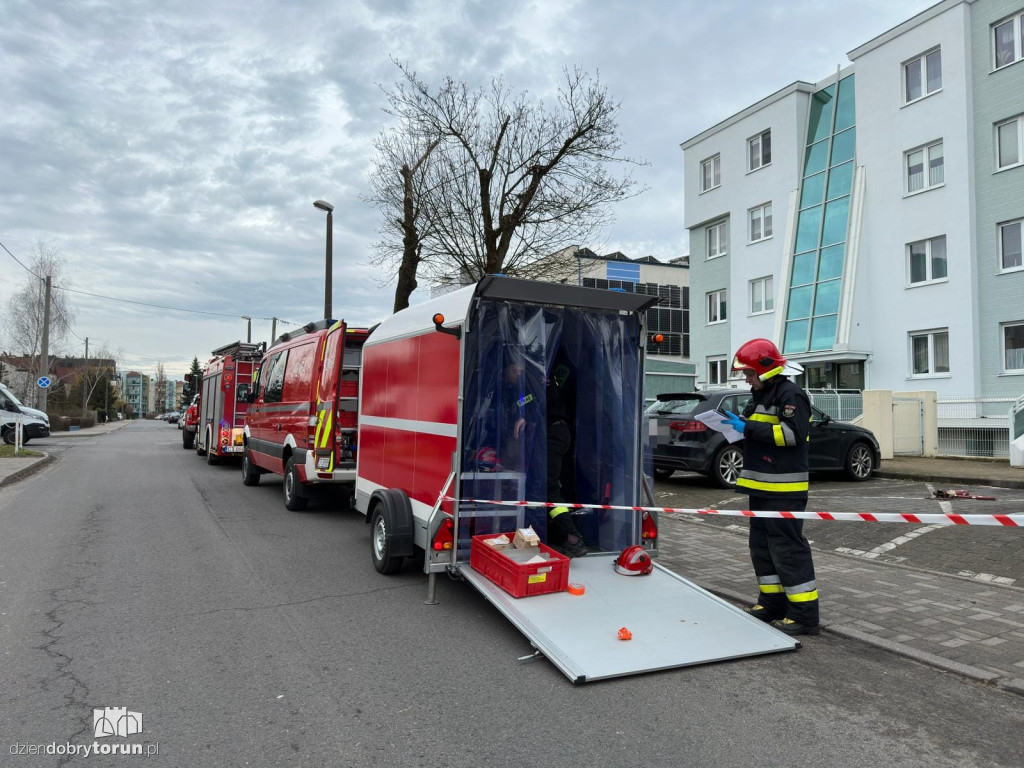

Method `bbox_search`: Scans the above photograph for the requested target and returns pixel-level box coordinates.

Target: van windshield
[0,383,25,408]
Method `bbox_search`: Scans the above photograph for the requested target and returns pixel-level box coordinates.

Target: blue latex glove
[722,410,745,434]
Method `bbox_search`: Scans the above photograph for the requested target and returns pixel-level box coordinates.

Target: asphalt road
[653,472,1024,584]
[1,422,1021,768]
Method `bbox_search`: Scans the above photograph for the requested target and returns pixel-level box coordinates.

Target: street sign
[37,376,51,389]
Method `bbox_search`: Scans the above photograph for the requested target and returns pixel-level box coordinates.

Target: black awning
[475,275,661,313]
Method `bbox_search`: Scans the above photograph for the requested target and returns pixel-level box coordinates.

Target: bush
[45,414,96,431]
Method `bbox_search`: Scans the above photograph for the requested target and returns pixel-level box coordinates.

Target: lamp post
[313,200,334,320]
[241,315,252,343]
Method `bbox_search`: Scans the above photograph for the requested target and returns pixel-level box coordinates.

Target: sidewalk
[2,439,1022,694]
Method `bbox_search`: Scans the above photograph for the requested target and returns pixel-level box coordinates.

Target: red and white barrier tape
[445,497,1023,528]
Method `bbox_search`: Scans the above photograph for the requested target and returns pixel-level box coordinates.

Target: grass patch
[0,445,43,458]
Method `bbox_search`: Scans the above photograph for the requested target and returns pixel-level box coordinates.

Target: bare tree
[372,63,645,298]
[3,242,76,404]
[153,362,168,414]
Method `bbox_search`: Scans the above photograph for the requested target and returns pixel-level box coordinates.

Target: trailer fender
[367,488,415,558]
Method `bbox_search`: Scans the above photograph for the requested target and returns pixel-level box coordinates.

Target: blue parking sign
[37,376,51,388]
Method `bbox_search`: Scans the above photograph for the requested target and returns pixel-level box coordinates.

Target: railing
[936,394,1016,459]
[806,389,863,422]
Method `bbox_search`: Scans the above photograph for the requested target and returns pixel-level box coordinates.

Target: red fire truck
[242,320,370,510]
[353,276,797,682]
[194,341,265,464]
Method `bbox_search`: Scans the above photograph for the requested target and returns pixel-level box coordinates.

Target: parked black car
[647,389,880,488]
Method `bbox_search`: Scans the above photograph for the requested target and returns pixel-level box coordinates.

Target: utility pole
[82,337,89,416]
[271,317,277,345]
[39,275,51,412]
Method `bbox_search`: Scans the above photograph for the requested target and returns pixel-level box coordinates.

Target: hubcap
[373,517,387,560]
[721,451,742,484]
[852,447,871,477]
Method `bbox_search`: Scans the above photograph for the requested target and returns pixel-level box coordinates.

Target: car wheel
[182,430,194,450]
[652,466,675,480]
[370,506,405,574]
[711,445,744,488]
[1,427,15,445]
[205,429,219,465]
[283,456,308,511]
[242,448,261,486]
[844,442,875,481]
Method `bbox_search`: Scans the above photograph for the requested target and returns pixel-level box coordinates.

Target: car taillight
[432,516,454,551]
[641,510,658,540]
[669,420,707,433]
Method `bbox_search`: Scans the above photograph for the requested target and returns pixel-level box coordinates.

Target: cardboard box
[513,526,540,549]
[482,534,511,550]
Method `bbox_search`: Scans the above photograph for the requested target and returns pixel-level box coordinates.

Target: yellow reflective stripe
[787,590,819,603]
[759,584,785,594]
[319,411,333,449]
[737,478,809,493]
[748,413,779,424]
[772,424,787,446]
[760,365,784,380]
[549,505,570,518]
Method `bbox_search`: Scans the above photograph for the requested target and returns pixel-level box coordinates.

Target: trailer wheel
[205,428,219,465]
[370,506,405,574]
[283,456,308,511]
[182,430,194,450]
[241,447,261,486]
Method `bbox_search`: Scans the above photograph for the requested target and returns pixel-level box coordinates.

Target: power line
[0,239,43,280]
[55,285,297,324]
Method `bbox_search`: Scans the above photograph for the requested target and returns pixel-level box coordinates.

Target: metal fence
[936,395,1016,459]
[806,389,864,422]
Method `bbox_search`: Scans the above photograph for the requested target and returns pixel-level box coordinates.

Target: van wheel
[242,448,261,486]
[370,506,404,574]
[711,445,744,488]
[182,431,194,450]
[283,457,308,511]
[844,442,875,481]
[205,429,219,465]
[1,427,14,446]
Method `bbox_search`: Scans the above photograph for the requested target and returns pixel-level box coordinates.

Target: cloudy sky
[0,0,937,380]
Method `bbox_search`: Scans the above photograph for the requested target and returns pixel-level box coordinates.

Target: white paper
[693,409,744,444]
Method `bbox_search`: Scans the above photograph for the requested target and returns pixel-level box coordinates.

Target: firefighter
[544,357,586,558]
[722,338,819,636]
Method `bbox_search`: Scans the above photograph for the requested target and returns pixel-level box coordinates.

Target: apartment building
[681,0,1024,400]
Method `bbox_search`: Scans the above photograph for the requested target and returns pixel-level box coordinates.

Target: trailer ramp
[460,555,798,683]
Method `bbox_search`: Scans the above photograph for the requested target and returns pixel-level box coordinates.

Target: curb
[874,469,1024,490]
[0,453,55,488]
[701,581,1024,699]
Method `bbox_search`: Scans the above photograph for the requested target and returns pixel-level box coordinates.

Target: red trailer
[194,341,264,464]
[354,276,797,682]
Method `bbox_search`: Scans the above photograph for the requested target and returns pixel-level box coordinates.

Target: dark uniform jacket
[736,376,811,500]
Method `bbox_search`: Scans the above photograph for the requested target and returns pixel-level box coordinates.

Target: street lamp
[241,315,252,343]
[313,199,334,320]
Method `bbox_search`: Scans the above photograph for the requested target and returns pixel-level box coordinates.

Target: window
[750,276,774,314]
[907,235,948,285]
[707,290,727,324]
[993,11,1024,69]
[910,329,949,376]
[1000,219,1023,271]
[1004,322,1024,372]
[996,115,1023,170]
[707,220,728,259]
[748,203,772,242]
[700,154,721,192]
[905,141,944,194]
[707,357,728,385]
[904,48,942,103]
[263,351,288,402]
[748,130,771,171]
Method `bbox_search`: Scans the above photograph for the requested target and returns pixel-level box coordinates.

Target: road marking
[956,571,1016,586]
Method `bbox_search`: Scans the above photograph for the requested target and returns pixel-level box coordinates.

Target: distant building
[121,371,151,418]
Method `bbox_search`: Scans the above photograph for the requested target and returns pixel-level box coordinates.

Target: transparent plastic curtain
[459,296,643,555]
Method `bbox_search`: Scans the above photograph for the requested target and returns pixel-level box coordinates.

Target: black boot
[548,507,587,558]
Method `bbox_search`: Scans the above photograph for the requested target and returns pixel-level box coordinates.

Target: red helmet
[613,545,653,576]
[732,338,786,381]
[473,447,502,472]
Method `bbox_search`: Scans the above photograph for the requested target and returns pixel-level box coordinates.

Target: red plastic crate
[340,380,358,397]
[470,533,569,598]
[337,410,357,427]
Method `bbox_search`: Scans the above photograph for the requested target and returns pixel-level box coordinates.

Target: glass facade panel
[795,207,822,253]
[791,252,817,286]
[810,316,837,351]
[831,128,856,166]
[932,237,947,279]
[818,245,845,280]
[807,86,835,143]
[909,241,928,283]
[826,161,853,200]
[926,50,942,93]
[935,333,949,372]
[814,279,841,315]
[929,143,944,186]
[998,121,1020,167]
[905,58,922,102]
[821,198,850,246]
[804,140,830,176]
[784,321,809,354]
[912,336,929,374]
[787,286,813,320]
[833,75,856,132]
[1005,324,1024,370]
[801,172,826,209]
